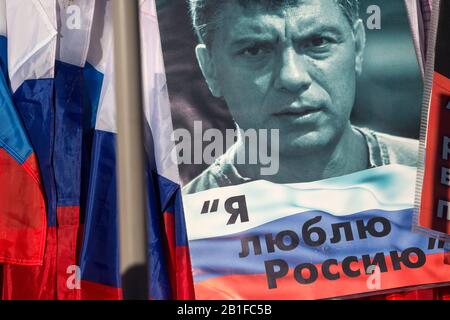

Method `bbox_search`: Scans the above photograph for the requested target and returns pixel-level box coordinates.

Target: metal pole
[112,0,148,300]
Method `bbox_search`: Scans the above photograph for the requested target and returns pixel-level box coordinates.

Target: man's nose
[274,48,312,93]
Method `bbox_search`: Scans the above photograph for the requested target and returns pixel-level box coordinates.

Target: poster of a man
[155,0,450,300]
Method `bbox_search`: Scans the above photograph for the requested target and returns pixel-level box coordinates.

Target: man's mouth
[273,106,323,118]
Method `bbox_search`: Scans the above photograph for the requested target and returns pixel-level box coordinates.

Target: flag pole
[112,0,148,299]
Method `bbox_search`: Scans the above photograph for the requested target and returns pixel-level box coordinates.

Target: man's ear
[195,44,222,98]
[353,19,366,76]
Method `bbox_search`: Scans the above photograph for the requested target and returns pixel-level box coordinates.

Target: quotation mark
[201,199,220,214]
[428,237,445,250]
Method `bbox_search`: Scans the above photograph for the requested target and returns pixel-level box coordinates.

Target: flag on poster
[184,165,450,299]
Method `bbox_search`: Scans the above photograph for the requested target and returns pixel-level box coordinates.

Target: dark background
[156,0,423,184]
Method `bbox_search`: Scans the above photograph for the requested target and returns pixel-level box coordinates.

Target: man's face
[196,0,365,155]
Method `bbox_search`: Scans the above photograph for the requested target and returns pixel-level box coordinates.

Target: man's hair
[189,0,360,46]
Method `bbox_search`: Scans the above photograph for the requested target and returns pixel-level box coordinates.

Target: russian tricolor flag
[1,0,93,300]
[183,165,450,299]
[1,0,60,300]
[0,0,47,268]
[1,0,194,300]
[77,0,194,300]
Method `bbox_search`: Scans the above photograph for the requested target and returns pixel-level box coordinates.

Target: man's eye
[240,45,271,57]
[309,37,331,47]
[302,37,335,57]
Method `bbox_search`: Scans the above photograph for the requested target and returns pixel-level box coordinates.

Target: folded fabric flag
[0,0,46,268]
[1,0,59,300]
[78,0,194,300]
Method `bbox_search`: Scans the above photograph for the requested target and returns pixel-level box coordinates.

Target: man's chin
[278,134,335,156]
